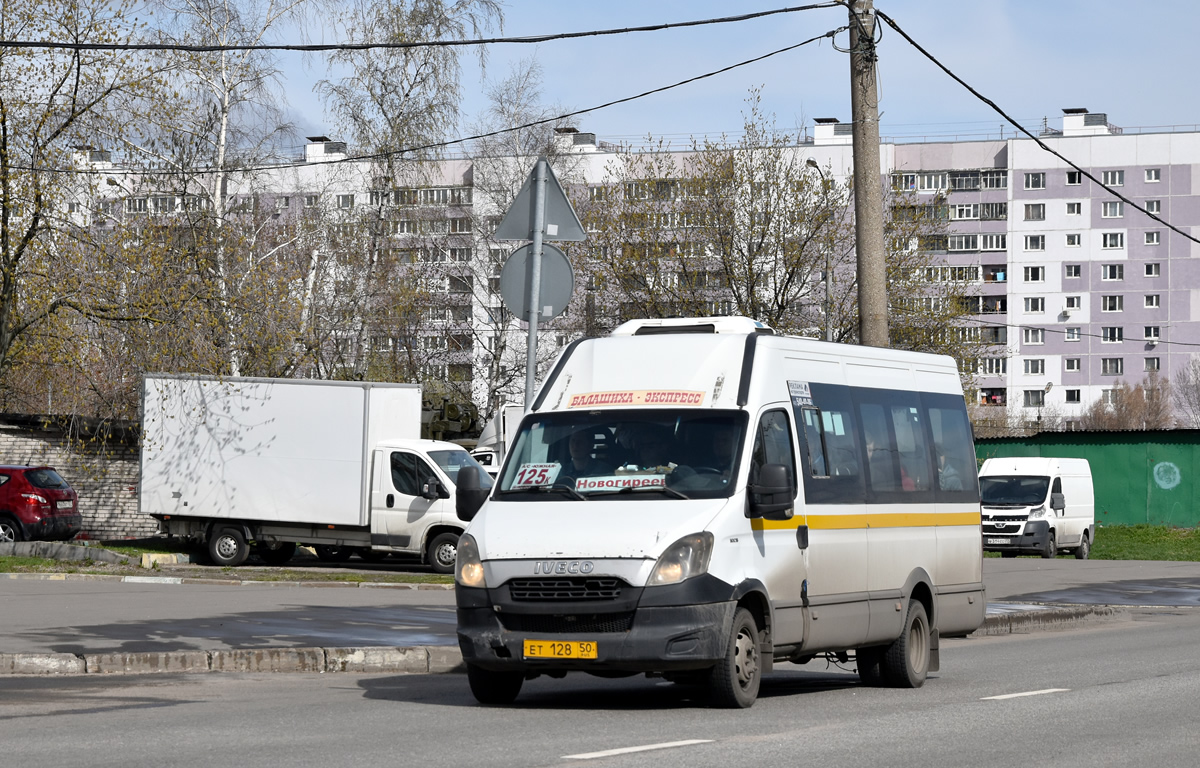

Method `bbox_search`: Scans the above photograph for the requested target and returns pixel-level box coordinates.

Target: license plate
[55,500,73,511]
[986,537,1007,545]
[523,640,597,660]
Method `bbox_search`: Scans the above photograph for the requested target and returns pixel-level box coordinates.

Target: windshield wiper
[498,484,588,501]
[588,485,692,500]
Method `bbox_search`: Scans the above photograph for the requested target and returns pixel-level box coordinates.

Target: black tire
[882,600,930,688]
[856,646,887,686]
[426,532,460,575]
[1075,532,1091,560]
[0,516,22,543]
[1041,531,1057,559]
[207,526,250,567]
[357,549,391,563]
[1001,551,1018,558]
[314,545,353,562]
[707,606,762,708]
[466,664,524,705]
[254,541,297,566]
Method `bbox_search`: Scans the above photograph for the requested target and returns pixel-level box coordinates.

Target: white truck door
[370,450,446,553]
[1050,476,1078,546]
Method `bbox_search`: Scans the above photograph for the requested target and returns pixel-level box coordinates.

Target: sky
[278,1,1200,152]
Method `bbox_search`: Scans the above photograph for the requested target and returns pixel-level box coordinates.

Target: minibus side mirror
[1050,492,1065,512]
[455,466,488,522]
[748,463,795,520]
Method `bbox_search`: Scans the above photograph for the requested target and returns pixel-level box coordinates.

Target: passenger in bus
[937,447,964,491]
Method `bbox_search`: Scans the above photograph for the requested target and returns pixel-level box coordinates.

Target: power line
[874,8,1200,248]
[0,4,841,52]
[21,28,845,177]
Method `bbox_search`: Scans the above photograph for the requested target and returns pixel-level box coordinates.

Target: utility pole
[848,0,889,347]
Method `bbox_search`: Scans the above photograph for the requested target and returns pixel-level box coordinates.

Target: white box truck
[471,403,524,477]
[141,374,492,572]
[979,457,1095,559]
[451,316,985,708]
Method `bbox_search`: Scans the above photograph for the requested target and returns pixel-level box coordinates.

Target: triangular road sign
[494,157,586,242]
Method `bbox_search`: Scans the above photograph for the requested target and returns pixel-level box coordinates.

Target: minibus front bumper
[983,519,1050,554]
[456,582,738,673]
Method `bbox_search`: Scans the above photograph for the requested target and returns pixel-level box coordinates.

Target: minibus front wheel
[707,607,762,708]
[466,664,524,706]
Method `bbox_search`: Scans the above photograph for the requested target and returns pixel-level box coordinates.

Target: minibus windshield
[497,409,748,500]
[979,475,1050,507]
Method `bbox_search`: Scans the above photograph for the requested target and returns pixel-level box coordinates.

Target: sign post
[494,157,586,409]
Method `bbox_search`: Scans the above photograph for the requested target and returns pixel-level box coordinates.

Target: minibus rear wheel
[466,664,524,705]
[883,601,929,688]
[707,607,761,708]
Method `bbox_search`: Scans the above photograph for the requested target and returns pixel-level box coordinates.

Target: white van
[452,317,985,708]
[978,457,1095,559]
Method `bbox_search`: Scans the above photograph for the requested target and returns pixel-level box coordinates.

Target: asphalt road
[4,607,1200,768]
[4,558,1200,656]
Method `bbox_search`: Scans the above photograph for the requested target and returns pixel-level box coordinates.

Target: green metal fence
[976,430,1200,528]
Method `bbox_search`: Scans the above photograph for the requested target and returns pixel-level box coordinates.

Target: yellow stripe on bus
[751,511,981,531]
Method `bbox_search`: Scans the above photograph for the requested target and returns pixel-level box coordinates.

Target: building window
[1024,297,1045,313]
[1145,168,1161,183]
[1023,266,1045,283]
[1066,233,1081,247]
[1066,171,1082,186]
[1023,328,1045,345]
[1066,202,1082,215]
[1102,264,1124,281]
[304,194,319,208]
[1024,172,1046,190]
[980,202,1008,220]
[1145,294,1160,308]
[1146,357,1160,372]
[1025,359,1045,375]
[1101,389,1118,405]
[1145,263,1160,277]
[449,217,472,234]
[1065,264,1081,278]
[980,234,1007,251]
[1146,200,1161,214]
[1102,232,1124,249]
[1102,170,1125,186]
[948,234,979,251]
[1101,295,1124,312]
[1145,326,1161,341]
[336,194,355,209]
[981,170,1008,189]
[919,172,947,192]
[1066,358,1081,372]
[951,203,979,220]
[1102,201,1123,218]
[1101,327,1124,343]
[1065,327,1081,341]
[1145,231,1161,245]
[980,358,1008,375]
[1102,358,1124,376]
[448,247,473,262]
[1024,235,1045,251]
[1024,203,1045,221]
[1066,389,1081,403]
[1065,296,1082,310]
[1023,390,1045,408]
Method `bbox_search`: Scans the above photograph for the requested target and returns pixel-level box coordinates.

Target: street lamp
[806,158,833,342]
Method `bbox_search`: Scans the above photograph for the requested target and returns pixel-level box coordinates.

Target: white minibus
[453,317,985,707]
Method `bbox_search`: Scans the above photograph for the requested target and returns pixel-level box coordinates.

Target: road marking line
[563,739,713,760]
[982,688,1070,700]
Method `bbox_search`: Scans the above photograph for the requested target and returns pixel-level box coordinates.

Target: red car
[0,465,81,543]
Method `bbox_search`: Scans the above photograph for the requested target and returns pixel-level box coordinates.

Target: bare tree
[1078,373,1173,431]
[1174,355,1200,428]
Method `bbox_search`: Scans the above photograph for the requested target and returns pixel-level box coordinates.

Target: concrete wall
[0,420,149,540]
[976,430,1200,527]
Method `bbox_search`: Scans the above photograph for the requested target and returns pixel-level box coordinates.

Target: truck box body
[141,375,421,527]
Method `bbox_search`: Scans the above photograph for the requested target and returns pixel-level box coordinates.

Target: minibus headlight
[1028,505,1047,519]
[648,532,714,586]
[455,534,486,588]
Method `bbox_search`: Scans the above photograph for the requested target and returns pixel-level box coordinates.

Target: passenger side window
[856,390,934,502]
[799,407,828,478]
[924,393,981,503]
[794,382,865,505]
[750,409,796,491]
[390,452,436,497]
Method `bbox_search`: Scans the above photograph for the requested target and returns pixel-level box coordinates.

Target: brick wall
[0,420,150,541]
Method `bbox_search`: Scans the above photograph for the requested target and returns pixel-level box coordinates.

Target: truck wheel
[1041,531,1057,559]
[314,545,353,562]
[1075,533,1091,560]
[255,541,296,566]
[426,532,460,575]
[0,516,22,543]
[706,606,761,708]
[856,646,886,686]
[883,600,930,688]
[466,664,524,705]
[208,527,250,567]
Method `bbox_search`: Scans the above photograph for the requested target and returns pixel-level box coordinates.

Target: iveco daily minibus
[453,317,985,708]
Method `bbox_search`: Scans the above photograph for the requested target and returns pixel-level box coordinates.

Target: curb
[0,645,465,677]
[0,572,454,589]
[970,604,1130,636]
